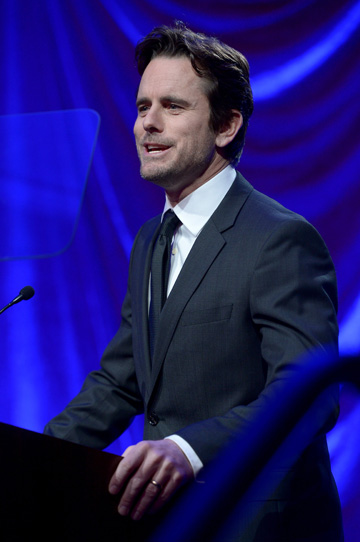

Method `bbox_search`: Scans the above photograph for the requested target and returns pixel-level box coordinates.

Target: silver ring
[150,479,162,491]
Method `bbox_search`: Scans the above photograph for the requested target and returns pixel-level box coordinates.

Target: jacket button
[148,412,159,426]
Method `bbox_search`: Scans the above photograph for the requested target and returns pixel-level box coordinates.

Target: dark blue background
[1,1,359,538]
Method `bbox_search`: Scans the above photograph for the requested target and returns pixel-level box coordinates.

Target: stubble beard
[139,160,182,190]
[138,146,216,193]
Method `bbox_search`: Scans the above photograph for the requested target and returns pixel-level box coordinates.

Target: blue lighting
[252,1,360,100]
[339,292,360,355]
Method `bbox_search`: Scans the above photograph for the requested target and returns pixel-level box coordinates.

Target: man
[45,23,343,540]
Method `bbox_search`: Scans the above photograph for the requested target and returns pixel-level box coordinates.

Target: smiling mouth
[145,144,171,154]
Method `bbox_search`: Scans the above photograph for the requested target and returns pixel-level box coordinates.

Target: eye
[137,104,150,116]
[167,103,183,113]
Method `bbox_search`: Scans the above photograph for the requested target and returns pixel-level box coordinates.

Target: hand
[108,439,193,521]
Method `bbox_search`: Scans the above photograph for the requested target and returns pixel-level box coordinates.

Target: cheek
[191,124,216,152]
[133,118,142,138]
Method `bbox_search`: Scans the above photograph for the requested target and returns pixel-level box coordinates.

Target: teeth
[147,145,169,153]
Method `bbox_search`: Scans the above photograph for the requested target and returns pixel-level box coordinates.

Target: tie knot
[160,210,181,240]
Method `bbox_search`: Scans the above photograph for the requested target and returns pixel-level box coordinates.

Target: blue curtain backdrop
[0,0,359,538]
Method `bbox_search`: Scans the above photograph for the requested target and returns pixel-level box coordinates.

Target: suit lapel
[131,216,161,392]
[149,220,226,393]
[147,172,254,399]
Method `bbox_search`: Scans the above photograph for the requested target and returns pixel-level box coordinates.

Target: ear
[215,110,243,148]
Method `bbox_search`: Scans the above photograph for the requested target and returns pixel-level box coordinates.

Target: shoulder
[233,172,325,247]
[224,174,336,298]
[236,172,306,226]
[131,214,161,250]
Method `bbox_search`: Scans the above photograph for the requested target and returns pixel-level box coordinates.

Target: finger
[129,476,166,520]
[129,460,186,520]
[111,440,193,519]
[114,442,163,514]
[146,469,185,515]
[117,471,155,517]
[108,445,143,495]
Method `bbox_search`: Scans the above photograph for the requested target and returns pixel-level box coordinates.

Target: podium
[0,422,156,540]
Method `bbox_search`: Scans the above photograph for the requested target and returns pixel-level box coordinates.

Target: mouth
[144,143,172,155]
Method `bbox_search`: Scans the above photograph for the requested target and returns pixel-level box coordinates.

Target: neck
[165,161,230,206]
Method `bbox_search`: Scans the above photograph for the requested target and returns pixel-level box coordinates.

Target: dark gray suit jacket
[45,172,343,540]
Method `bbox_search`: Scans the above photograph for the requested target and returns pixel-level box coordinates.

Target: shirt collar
[162,165,236,237]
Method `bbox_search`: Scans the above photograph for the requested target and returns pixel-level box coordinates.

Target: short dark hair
[135,22,254,166]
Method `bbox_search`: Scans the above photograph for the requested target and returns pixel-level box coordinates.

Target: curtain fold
[0,1,359,538]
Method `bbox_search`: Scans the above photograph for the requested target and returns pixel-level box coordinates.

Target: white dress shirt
[160,165,237,476]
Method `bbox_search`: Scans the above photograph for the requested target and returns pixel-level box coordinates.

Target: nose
[142,106,163,133]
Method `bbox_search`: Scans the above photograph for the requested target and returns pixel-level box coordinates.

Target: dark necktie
[149,210,181,358]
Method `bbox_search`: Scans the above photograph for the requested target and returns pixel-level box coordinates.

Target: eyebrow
[135,95,192,108]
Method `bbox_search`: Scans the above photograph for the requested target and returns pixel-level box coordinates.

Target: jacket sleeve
[44,256,144,450]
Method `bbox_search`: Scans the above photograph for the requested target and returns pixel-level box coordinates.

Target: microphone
[0,286,35,315]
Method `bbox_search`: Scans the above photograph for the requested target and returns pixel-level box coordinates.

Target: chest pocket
[181,304,233,326]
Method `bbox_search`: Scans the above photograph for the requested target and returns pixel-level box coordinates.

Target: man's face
[134,56,227,202]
